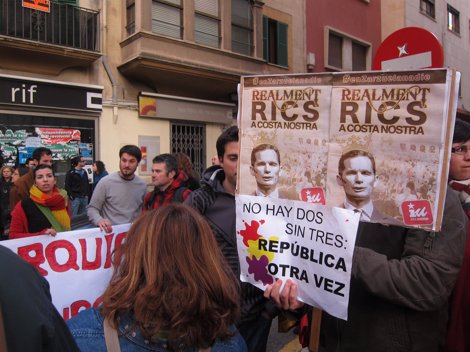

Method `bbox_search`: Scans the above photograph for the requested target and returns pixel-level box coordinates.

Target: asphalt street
[266,317,304,352]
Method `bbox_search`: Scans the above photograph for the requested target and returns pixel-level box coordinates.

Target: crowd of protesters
[0,119,468,352]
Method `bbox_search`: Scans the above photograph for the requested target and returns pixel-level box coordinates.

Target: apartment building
[381,0,470,120]
[306,0,382,73]
[0,0,307,181]
[107,0,306,176]
[0,0,102,184]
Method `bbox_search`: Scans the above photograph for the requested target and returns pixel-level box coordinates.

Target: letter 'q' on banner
[1,224,130,320]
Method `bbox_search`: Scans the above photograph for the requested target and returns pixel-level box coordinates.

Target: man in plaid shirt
[142,153,191,211]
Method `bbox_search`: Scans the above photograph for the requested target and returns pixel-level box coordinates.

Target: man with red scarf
[142,153,191,211]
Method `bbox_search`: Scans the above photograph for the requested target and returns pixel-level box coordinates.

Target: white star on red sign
[397,44,408,57]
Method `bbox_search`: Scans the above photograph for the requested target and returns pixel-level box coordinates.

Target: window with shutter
[231,0,253,56]
[326,28,370,72]
[195,0,220,48]
[447,5,460,34]
[262,16,268,61]
[277,22,288,67]
[126,2,135,36]
[152,0,182,39]
[328,32,343,69]
[419,0,435,19]
[352,42,367,71]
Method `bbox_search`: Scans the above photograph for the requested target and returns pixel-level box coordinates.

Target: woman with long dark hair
[92,160,108,189]
[173,152,200,191]
[67,204,245,351]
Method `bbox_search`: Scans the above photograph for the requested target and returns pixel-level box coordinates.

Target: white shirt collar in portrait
[343,199,374,222]
[255,188,280,198]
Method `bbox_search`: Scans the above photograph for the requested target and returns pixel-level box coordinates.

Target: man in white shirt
[250,144,280,197]
[250,143,293,199]
[336,149,399,224]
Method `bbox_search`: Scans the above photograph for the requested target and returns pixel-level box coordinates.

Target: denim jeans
[70,196,88,217]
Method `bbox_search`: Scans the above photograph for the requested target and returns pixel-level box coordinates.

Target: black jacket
[184,165,269,324]
[0,245,79,351]
[320,187,467,352]
[64,169,89,199]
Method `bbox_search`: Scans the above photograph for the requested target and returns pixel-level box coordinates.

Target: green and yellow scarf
[30,184,71,231]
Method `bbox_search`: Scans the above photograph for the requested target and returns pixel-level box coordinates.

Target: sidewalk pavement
[266,317,304,352]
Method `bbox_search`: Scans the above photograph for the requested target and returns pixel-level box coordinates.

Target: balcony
[0,0,101,74]
[116,1,290,103]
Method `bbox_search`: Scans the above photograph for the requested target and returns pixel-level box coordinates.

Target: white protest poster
[238,74,332,203]
[326,69,460,231]
[1,224,130,320]
[235,68,460,321]
[236,195,359,320]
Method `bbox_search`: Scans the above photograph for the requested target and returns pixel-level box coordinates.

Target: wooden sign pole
[308,308,322,352]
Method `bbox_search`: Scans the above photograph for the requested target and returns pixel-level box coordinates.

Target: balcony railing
[0,0,99,52]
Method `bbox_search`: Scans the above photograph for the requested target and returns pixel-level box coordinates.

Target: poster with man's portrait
[325,70,459,230]
[238,74,333,204]
[238,69,460,231]
[235,68,459,319]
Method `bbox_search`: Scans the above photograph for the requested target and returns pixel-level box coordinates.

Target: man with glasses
[446,118,470,351]
[265,140,468,351]
[65,155,90,217]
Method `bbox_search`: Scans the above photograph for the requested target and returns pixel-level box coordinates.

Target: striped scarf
[30,184,71,231]
[449,180,470,212]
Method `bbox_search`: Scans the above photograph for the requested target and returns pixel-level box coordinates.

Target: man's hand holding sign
[264,278,304,311]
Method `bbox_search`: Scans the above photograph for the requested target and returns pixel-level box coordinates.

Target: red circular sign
[373,27,444,71]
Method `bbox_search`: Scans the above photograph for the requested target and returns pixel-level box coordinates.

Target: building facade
[381,0,470,120]
[0,0,102,185]
[106,0,307,177]
[0,0,307,183]
[306,0,382,73]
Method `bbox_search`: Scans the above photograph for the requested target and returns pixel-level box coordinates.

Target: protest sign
[236,68,460,323]
[236,195,359,320]
[1,224,129,320]
[238,73,332,204]
[238,68,460,231]
[327,69,459,230]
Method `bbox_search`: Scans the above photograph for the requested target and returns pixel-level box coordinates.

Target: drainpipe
[101,56,119,123]
[100,0,119,123]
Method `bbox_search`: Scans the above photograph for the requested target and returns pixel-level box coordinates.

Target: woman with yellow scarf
[10,164,71,239]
